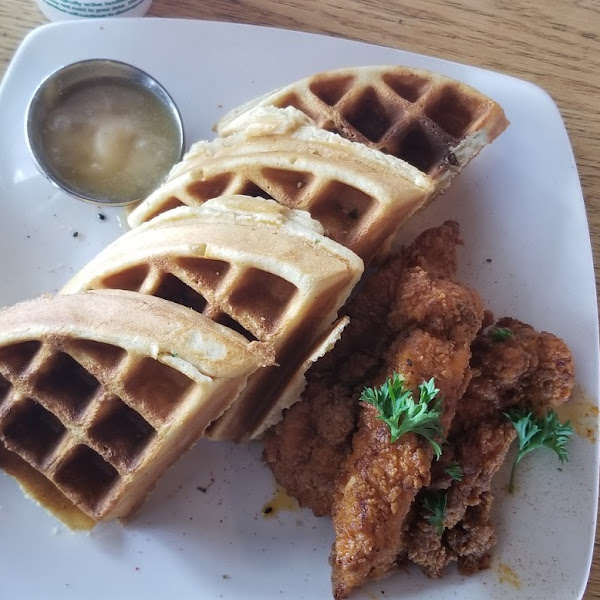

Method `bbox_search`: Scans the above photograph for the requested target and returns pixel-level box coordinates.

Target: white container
[36,0,153,21]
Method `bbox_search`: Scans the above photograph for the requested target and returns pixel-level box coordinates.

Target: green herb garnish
[360,373,443,457]
[504,408,573,493]
[444,461,464,481]
[421,491,447,535]
[490,327,513,342]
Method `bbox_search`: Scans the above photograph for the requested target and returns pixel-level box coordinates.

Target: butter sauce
[40,78,181,203]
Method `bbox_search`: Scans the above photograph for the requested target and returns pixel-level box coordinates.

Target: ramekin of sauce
[26,59,184,206]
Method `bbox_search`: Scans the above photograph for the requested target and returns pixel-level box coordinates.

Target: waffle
[216,65,509,194]
[127,107,434,264]
[0,289,270,522]
[210,314,350,441]
[63,197,364,441]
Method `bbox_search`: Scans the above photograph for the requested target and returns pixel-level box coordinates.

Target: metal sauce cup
[26,59,185,206]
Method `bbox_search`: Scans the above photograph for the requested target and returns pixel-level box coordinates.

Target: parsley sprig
[360,373,443,457]
[490,327,513,342]
[421,491,447,535]
[504,408,573,493]
[444,461,463,481]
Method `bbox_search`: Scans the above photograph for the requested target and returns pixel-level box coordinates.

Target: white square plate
[0,18,598,600]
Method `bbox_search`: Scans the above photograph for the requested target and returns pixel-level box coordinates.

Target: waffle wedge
[216,65,509,195]
[64,197,364,441]
[128,107,434,264]
[0,289,270,523]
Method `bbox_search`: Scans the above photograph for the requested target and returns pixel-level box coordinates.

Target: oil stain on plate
[556,384,599,443]
[262,484,300,517]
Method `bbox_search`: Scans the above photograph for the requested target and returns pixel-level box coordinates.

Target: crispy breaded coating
[264,221,465,517]
[263,219,576,597]
[385,270,485,434]
[405,318,574,578]
[330,416,431,599]
[452,317,575,433]
[263,383,357,516]
[405,419,515,577]
[264,217,576,598]
[329,243,485,598]
[448,491,497,575]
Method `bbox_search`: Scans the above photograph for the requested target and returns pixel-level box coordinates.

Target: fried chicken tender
[330,414,431,598]
[446,491,497,574]
[263,383,357,516]
[264,221,465,517]
[264,217,576,597]
[329,244,485,598]
[405,419,516,577]
[452,317,575,433]
[405,318,575,578]
[385,270,485,434]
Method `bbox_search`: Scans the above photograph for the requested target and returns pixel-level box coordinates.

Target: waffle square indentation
[88,397,156,471]
[34,352,100,421]
[259,168,314,208]
[216,313,259,342]
[309,75,355,106]
[146,196,185,221]
[309,180,376,246]
[154,273,208,314]
[123,358,193,424]
[54,444,119,513]
[176,258,230,291]
[187,173,232,202]
[227,268,298,336]
[423,86,481,139]
[65,341,126,373]
[0,373,10,407]
[238,180,275,200]
[100,265,150,292]
[382,72,432,102]
[393,123,452,174]
[2,398,66,466]
[342,87,393,143]
[273,92,316,119]
[0,341,41,376]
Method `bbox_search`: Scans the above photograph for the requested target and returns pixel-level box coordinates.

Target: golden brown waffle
[216,66,509,194]
[210,314,350,441]
[0,289,270,522]
[63,197,364,441]
[127,107,433,264]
